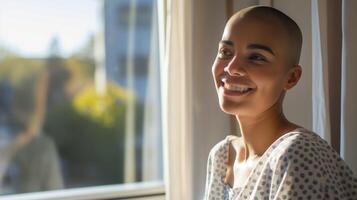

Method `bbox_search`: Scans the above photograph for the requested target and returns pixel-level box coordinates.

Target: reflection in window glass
[0,0,162,195]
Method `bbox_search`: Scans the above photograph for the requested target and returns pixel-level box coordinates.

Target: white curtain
[311,0,332,143]
[312,0,357,174]
[158,0,193,198]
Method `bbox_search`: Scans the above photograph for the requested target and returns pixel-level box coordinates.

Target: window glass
[0,0,162,195]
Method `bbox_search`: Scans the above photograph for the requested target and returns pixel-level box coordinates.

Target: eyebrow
[247,43,275,56]
[219,40,234,46]
[219,40,275,56]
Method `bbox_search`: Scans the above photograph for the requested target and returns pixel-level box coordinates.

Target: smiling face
[212,9,302,118]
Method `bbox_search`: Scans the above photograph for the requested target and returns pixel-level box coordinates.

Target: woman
[204,6,357,199]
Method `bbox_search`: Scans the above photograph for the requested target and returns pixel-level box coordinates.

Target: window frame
[0,181,165,200]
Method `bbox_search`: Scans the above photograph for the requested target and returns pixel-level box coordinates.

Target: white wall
[341,0,357,176]
[274,0,313,130]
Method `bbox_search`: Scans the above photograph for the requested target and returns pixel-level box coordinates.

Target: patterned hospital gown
[204,128,357,199]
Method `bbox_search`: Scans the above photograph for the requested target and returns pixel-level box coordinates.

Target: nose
[223,55,246,76]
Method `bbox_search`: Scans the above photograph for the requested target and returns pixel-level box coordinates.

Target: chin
[219,101,250,116]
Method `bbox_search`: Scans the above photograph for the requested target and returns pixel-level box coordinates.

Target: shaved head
[227,6,303,67]
[212,6,303,117]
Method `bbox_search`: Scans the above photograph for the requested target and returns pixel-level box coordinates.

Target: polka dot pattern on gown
[204,128,357,200]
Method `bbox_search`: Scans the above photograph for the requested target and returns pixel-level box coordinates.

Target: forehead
[222,16,288,52]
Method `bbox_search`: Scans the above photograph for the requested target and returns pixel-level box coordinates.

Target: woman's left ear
[284,65,302,90]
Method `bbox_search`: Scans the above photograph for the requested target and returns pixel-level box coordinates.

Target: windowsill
[0,181,165,200]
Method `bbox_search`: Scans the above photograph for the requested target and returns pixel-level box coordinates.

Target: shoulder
[270,129,329,163]
[207,135,240,163]
[270,128,333,159]
[270,128,356,180]
[266,128,357,197]
[295,129,338,157]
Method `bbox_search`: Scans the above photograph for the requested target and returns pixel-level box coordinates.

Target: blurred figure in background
[0,71,63,194]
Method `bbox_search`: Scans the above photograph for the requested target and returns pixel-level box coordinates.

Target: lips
[221,83,254,97]
[219,76,255,96]
[224,83,253,93]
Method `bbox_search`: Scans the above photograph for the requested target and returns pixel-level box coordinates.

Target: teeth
[224,83,250,92]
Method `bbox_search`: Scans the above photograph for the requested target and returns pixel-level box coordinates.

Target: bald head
[228,6,303,66]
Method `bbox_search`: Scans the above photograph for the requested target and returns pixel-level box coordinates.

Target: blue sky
[0,0,100,57]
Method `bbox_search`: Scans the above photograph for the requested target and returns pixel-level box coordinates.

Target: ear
[284,65,302,90]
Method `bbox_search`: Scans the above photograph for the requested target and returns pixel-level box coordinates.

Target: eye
[218,48,233,59]
[248,53,267,62]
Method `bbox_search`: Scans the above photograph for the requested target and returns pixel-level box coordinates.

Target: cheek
[212,58,222,72]
[212,59,225,81]
[254,71,286,98]
[253,65,286,85]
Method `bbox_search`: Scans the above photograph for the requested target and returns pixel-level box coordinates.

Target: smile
[219,75,256,97]
[224,83,252,93]
[220,82,255,97]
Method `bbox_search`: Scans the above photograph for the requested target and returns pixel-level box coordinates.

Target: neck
[236,102,298,160]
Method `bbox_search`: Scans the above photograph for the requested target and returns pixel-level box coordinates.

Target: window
[0,0,163,198]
